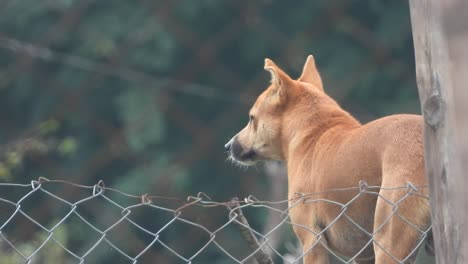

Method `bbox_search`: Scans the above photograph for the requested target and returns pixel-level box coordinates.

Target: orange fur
[225,55,431,263]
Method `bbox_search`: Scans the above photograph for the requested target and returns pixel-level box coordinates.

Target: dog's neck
[281,93,361,161]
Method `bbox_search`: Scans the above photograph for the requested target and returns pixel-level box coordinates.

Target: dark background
[0,1,429,263]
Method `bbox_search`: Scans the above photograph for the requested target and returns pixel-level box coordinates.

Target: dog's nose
[224,141,232,151]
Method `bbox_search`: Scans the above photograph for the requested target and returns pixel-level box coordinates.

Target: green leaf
[5,151,22,168]
[0,163,11,180]
[38,118,60,135]
[58,137,78,156]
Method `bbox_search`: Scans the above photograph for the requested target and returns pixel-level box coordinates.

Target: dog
[225,55,431,263]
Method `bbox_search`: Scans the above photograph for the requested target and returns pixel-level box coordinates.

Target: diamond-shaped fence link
[0,178,432,264]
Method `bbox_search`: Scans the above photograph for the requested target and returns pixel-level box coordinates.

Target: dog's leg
[353,258,375,264]
[373,187,430,264]
[301,243,330,264]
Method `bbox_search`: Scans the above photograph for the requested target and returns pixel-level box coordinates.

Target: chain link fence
[0,178,432,263]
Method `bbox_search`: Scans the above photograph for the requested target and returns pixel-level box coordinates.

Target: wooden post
[409,1,468,263]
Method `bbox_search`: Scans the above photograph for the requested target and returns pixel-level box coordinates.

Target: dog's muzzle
[225,137,257,163]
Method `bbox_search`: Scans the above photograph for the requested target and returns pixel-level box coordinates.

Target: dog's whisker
[253,164,261,173]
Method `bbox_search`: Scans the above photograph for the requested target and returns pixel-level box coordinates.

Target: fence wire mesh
[0,178,432,264]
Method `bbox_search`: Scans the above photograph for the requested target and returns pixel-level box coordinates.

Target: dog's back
[287,114,430,261]
[319,114,425,190]
[291,114,424,189]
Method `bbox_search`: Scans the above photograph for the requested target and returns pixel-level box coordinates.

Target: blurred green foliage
[1,222,69,264]
[0,1,426,263]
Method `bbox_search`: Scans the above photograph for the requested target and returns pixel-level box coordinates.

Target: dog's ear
[298,55,323,91]
[264,58,293,97]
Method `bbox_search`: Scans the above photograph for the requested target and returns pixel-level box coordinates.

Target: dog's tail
[425,230,435,256]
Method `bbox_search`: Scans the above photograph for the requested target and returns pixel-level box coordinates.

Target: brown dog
[225,56,431,263]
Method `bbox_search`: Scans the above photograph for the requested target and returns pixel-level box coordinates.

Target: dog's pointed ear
[298,55,323,91]
[264,58,293,96]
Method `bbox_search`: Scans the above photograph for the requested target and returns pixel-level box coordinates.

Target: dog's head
[225,55,323,166]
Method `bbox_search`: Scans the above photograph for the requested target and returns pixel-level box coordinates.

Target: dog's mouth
[225,138,259,166]
[231,149,258,165]
[239,149,257,160]
[228,152,258,166]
